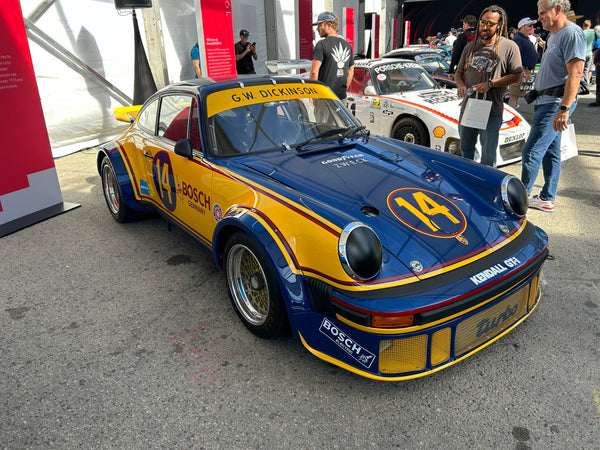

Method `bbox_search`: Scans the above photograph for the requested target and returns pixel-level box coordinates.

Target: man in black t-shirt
[235,29,257,74]
[449,15,477,78]
[309,12,354,100]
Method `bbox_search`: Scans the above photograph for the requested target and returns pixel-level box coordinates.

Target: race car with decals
[347,58,531,166]
[97,76,548,380]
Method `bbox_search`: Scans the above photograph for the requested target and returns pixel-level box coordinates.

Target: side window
[348,68,365,94]
[158,95,193,143]
[137,99,159,134]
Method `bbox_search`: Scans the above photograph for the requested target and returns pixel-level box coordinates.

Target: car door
[144,94,215,242]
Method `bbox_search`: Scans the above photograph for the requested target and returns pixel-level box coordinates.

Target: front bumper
[296,258,544,380]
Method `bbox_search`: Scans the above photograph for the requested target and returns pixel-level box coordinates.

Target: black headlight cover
[501,175,528,217]
[339,222,383,280]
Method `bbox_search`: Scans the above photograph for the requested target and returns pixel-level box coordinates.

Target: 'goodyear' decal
[206,83,336,117]
[387,188,466,238]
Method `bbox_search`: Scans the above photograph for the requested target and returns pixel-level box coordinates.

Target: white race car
[346,58,530,166]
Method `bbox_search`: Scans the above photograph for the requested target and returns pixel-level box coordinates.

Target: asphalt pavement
[1,90,599,448]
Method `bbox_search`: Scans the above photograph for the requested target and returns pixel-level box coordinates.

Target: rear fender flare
[97,145,147,213]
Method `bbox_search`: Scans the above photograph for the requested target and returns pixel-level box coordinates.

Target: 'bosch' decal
[387,188,467,238]
[152,151,177,211]
[319,318,375,368]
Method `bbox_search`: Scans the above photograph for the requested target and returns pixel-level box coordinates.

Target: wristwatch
[488,80,495,88]
[559,105,569,111]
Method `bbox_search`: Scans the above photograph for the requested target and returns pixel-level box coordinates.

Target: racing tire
[392,117,430,147]
[224,232,287,338]
[101,156,137,223]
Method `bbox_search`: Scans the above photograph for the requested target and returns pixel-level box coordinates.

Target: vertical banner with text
[343,7,355,52]
[196,0,237,80]
[0,0,77,237]
[373,14,380,58]
[298,0,313,60]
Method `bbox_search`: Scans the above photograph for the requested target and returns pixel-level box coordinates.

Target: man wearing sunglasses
[520,0,585,212]
[455,5,523,167]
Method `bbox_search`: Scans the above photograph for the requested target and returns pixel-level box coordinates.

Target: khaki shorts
[509,69,532,98]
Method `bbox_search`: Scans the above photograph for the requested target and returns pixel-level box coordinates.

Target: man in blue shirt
[520,0,585,213]
[508,17,539,108]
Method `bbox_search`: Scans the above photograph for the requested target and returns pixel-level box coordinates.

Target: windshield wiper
[295,127,349,150]
[341,125,369,141]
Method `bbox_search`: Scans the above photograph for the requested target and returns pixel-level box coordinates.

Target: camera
[252,42,256,47]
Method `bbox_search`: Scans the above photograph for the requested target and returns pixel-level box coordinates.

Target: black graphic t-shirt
[313,36,354,99]
[235,41,255,74]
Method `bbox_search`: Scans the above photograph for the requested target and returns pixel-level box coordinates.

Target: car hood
[236,137,517,277]
[383,89,522,124]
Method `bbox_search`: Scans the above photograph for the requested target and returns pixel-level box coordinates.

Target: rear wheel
[101,156,137,223]
[224,232,287,338]
[392,117,430,147]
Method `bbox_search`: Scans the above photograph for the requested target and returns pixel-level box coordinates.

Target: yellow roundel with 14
[387,188,467,238]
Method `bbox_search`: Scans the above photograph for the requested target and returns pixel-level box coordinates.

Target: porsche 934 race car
[98,76,548,380]
[347,59,531,166]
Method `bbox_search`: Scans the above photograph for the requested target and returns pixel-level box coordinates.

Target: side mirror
[175,139,194,159]
[364,85,377,96]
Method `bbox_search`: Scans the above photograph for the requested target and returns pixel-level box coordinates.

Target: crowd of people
[190,1,598,214]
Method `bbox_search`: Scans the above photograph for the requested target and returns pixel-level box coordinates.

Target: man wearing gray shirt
[520,0,585,212]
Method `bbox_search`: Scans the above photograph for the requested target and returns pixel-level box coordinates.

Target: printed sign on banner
[0,0,78,237]
[196,0,237,80]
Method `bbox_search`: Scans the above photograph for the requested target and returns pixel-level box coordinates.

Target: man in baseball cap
[312,11,337,26]
[508,17,540,108]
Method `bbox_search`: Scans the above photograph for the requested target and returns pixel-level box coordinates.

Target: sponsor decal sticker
[433,126,446,138]
[319,318,375,368]
[377,73,387,81]
[371,98,381,108]
[213,203,223,222]
[503,132,526,144]
[140,179,150,195]
[387,188,467,238]
[469,257,521,285]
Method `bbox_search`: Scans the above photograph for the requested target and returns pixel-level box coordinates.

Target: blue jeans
[520,100,576,201]
[458,114,503,167]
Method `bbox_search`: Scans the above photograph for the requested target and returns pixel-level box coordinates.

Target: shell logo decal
[387,188,467,238]
[433,126,446,138]
[371,98,381,108]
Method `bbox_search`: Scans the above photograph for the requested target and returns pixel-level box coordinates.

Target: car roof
[149,75,324,98]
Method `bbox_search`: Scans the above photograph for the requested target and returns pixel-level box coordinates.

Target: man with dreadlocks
[520,0,585,212]
[456,5,523,167]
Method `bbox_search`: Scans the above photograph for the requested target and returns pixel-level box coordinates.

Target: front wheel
[392,117,430,147]
[224,232,287,338]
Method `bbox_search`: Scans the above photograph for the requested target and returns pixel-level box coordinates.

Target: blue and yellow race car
[97,76,548,380]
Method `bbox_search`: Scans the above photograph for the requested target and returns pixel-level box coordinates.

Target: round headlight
[339,222,383,280]
[501,175,528,217]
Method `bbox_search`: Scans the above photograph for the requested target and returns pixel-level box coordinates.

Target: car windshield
[206,85,360,155]
[371,61,437,93]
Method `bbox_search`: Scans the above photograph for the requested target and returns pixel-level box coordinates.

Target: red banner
[0,0,55,199]
[344,7,355,52]
[198,0,236,80]
[373,14,380,58]
[298,0,313,60]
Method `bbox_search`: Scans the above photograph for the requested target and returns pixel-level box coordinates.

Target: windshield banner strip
[206,83,337,117]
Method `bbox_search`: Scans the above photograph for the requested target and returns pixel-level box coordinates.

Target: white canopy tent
[22,0,401,157]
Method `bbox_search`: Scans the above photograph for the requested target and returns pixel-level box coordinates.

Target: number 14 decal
[152,151,177,212]
[387,188,466,238]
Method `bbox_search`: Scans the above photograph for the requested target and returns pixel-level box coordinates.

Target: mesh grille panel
[455,284,529,356]
[379,334,428,373]
[430,327,452,366]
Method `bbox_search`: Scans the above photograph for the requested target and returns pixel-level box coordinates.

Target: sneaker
[589,102,599,107]
[529,195,555,212]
